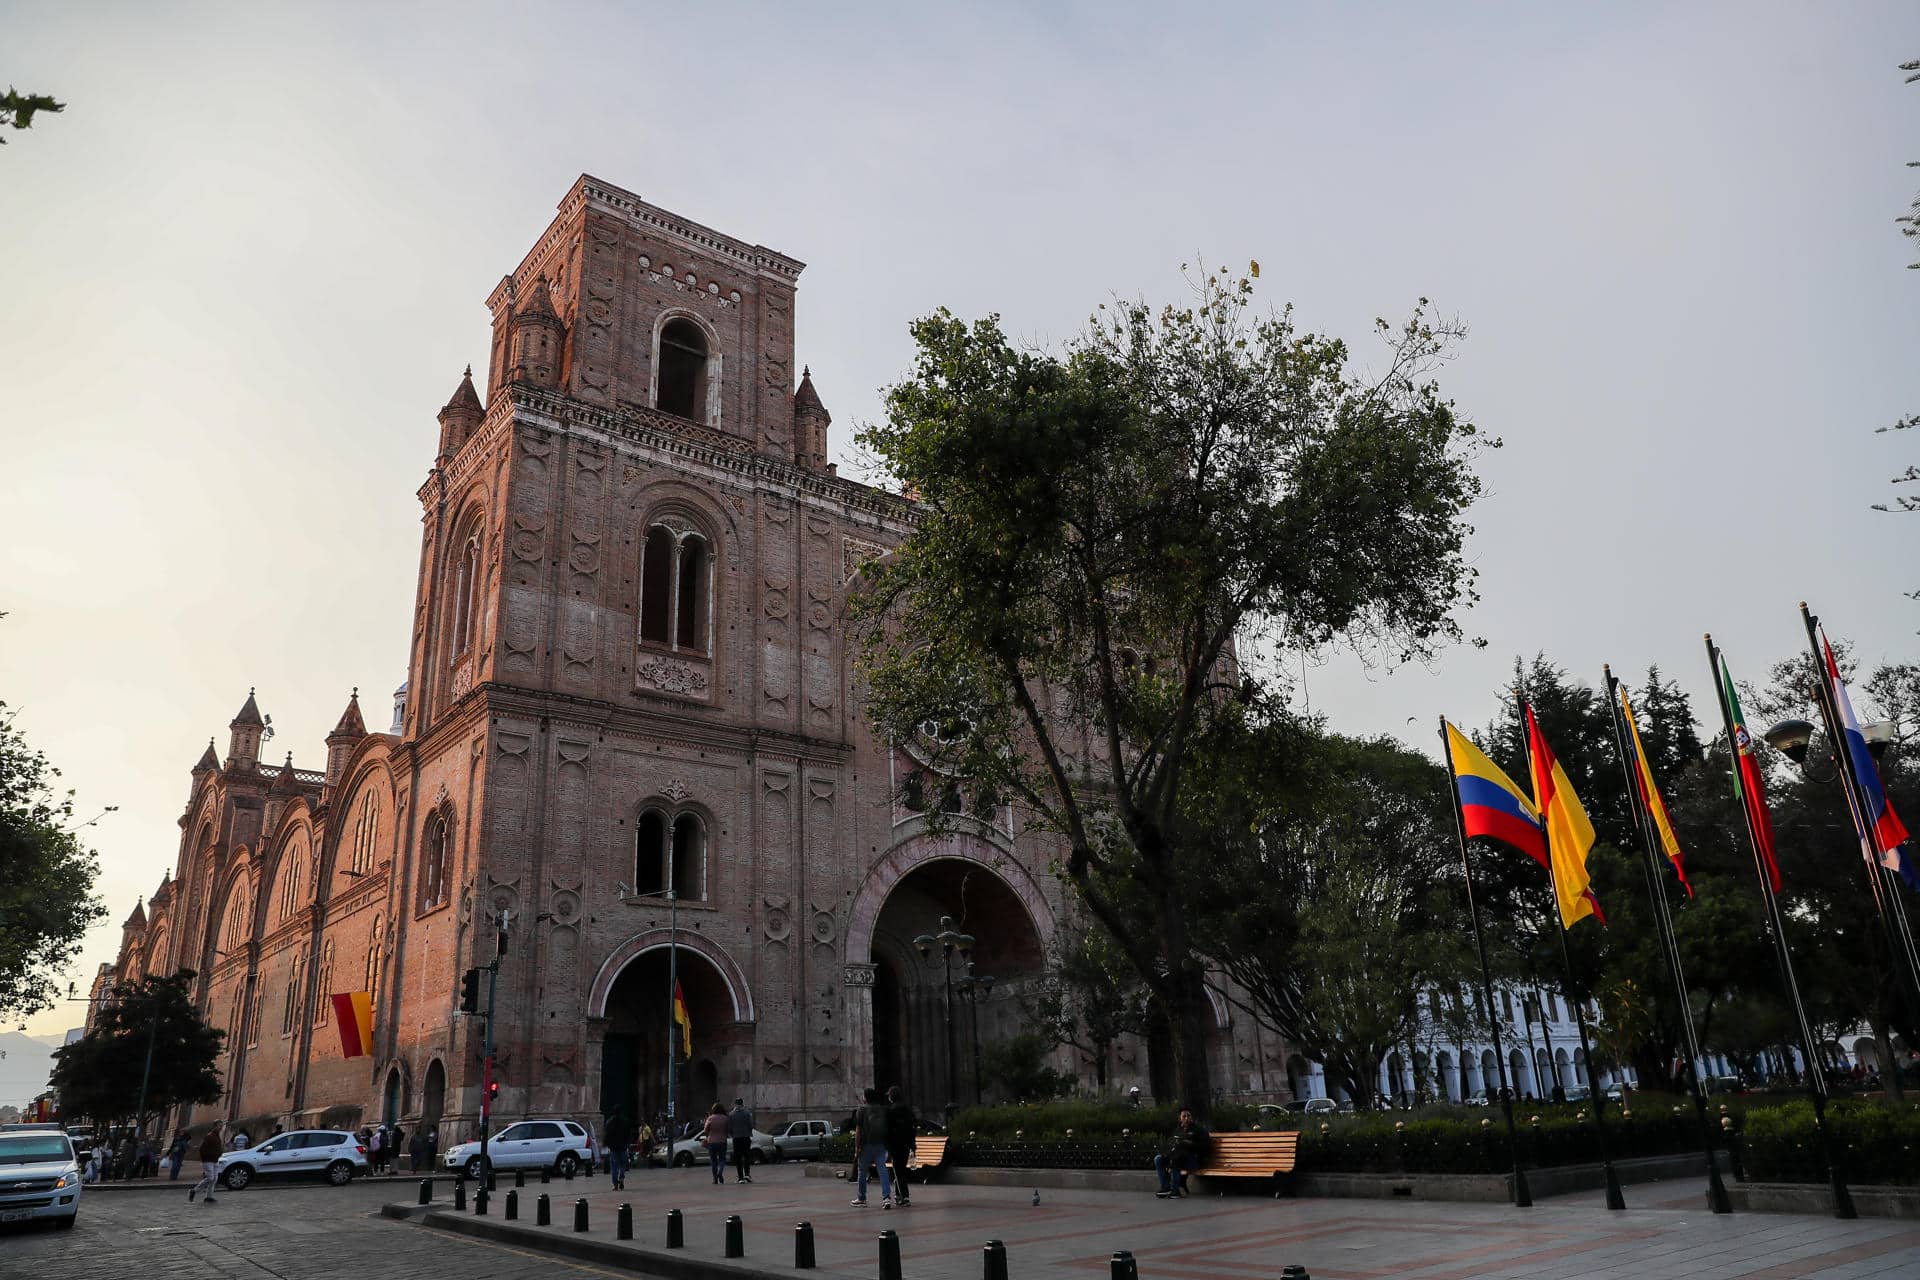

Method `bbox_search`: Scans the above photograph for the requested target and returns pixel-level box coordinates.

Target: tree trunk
[1145,1001,1177,1102]
[1869,1012,1905,1102]
[1168,968,1215,1122]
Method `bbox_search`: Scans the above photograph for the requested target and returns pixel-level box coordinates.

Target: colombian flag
[1525,706,1603,930]
[1444,720,1547,864]
[672,979,692,1057]
[1619,685,1692,896]
[331,992,374,1059]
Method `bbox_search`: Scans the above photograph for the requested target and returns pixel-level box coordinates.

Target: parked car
[62,1127,95,1160]
[770,1119,835,1161]
[649,1128,777,1167]
[442,1120,594,1180]
[216,1130,369,1190]
[0,1129,81,1229]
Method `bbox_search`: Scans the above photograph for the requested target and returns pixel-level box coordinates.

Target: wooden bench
[904,1135,949,1179]
[1191,1132,1298,1192]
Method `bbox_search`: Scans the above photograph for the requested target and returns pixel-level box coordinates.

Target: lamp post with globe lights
[913,916,973,1117]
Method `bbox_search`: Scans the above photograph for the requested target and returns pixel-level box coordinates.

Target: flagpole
[1439,718,1532,1209]
[1798,604,1920,1028]
[1704,633,1856,1219]
[1513,693,1627,1212]
[1602,665,1731,1215]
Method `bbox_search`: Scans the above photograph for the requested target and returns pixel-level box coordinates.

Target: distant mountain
[0,1031,58,1107]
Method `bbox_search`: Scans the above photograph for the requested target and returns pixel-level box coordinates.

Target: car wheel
[54,1216,76,1231]
[749,1148,765,1165]
[223,1163,253,1191]
[326,1160,354,1186]
[554,1151,578,1178]
[672,1151,693,1168]
[464,1156,484,1181]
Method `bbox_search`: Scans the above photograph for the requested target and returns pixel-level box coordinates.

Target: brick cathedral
[100,176,1296,1140]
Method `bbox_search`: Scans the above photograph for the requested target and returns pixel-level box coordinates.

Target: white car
[649,1128,777,1167]
[0,1128,82,1229]
[217,1130,370,1189]
[443,1120,594,1180]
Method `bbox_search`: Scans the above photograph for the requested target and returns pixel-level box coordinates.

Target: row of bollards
[440,1190,1315,1280]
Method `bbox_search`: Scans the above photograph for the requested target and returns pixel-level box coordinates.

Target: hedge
[1738,1099,1920,1186]
[945,1100,1258,1141]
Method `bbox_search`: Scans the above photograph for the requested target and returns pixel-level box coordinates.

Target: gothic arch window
[314,940,335,1026]
[655,317,709,421]
[248,983,262,1048]
[417,809,453,915]
[632,806,707,902]
[637,521,713,655]
[351,790,381,875]
[278,845,304,924]
[449,515,485,661]
[222,884,252,953]
[283,954,305,1035]
[365,915,386,997]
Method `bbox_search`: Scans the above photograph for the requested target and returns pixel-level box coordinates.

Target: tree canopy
[49,970,224,1131]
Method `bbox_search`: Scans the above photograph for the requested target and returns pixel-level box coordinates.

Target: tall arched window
[656,317,709,420]
[638,523,713,656]
[223,889,251,953]
[365,915,386,997]
[247,985,261,1048]
[282,954,304,1035]
[417,811,452,914]
[450,521,484,658]
[314,940,335,1026]
[278,847,304,924]
[351,791,381,875]
[670,813,706,901]
[635,810,668,896]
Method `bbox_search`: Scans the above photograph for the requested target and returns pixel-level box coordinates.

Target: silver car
[0,1129,83,1228]
[216,1130,370,1189]
[770,1119,835,1161]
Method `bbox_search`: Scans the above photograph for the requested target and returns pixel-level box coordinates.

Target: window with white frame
[638,523,712,654]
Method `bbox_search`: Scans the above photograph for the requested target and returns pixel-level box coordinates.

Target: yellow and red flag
[331,991,374,1059]
[1619,685,1691,896]
[1524,706,1604,930]
[672,979,692,1057]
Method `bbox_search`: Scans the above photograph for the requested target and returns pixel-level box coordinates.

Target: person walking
[368,1125,384,1174]
[390,1124,406,1173]
[167,1131,190,1181]
[849,1088,893,1209]
[408,1128,427,1176]
[1153,1106,1208,1199]
[701,1103,729,1185]
[884,1086,916,1206]
[188,1124,225,1204]
[727,1098,755,1184]
[605,1110,631,1190]
[636,1117,654,1170]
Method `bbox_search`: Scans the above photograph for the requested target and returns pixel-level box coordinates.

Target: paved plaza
[11,1164,1917,1279]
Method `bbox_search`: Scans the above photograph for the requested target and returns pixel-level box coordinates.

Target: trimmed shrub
[1739,1099,1920,1186]
[947,1099,1258,1141]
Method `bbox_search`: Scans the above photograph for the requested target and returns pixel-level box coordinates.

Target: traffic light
[459,967,481,1014]
[487,1078,500,1101]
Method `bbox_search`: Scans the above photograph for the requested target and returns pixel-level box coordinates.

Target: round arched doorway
[866,857,1046,1116]
[421,1059,446,1135]
[597,947,743,1132]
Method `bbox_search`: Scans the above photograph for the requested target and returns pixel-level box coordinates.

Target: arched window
[247,985,261,1048]
[417,811,452,914]
[365,915,386,997]
[315,940,335,1026]
[278,847,304,924]
[656,317,709,420]
[638,523,713,655]
[671,813,706,902]
[282,954,304,1036]
[351,791,381,875]
[450,521,484,659]
[223,889,251,953]
[635,810,667,897]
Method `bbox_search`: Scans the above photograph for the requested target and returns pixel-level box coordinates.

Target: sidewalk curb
[87,1174,459,1194]
[422,1207,823,1280]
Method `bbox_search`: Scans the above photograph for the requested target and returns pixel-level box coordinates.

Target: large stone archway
[590,930,754,1128]
[843,829,1056,1115]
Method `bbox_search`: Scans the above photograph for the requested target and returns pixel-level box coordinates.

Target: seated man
[1153,1107,1208,1199]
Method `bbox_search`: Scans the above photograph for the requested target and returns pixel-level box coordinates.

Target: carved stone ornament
[569,533,601,575]
[843,963,876,988]
[764,895,792,942]
[549,888,581,926]
[842,536,889,584]
[663,778,690,803]
[636,658,709,696]
[811,908,837,944]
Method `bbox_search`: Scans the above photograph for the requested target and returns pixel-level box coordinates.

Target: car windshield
[0,1135,73,1164]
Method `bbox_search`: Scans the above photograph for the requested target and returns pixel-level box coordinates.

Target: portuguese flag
[1718,652,1782,893]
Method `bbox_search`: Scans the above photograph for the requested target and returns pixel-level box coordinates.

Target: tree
[1876,60,1917,609]
[48,970,224,1133]
[1208,730,1473,1107]
[979,1033,1074,1103]
[1020,920,1149,1091]
[854,268,1487,1119]
[0,699,107,1020]
[0,88,63,142]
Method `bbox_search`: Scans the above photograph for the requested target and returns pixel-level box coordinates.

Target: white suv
[443,1120,593,1180]
[216,1130,370,1189]
[0,1128,82,1229]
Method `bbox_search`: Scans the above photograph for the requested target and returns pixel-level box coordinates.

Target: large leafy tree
[0,698,107,1020]
[49,971,224,1132]
[1019,919,1149,1091]
[854,269,1487,1118]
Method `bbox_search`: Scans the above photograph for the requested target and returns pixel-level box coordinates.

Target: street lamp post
[913,916,974,1117]
[956,967,996,1105]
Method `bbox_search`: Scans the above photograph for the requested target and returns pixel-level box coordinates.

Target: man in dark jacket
[884,1086,917,1206]
[727,1099,755,1184]
[605,1110,631,1189]
[1154,1107,1208,1198]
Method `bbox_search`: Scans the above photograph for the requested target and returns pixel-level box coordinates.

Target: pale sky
[3,2,1915,1053]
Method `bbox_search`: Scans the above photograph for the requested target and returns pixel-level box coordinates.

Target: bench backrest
[1196,1132,1298,1172]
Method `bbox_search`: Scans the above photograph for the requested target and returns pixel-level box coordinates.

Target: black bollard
[1110,1250,1139,1280]
[505,1189,519,1221]
[453,1179,467,1211]
[541,1167,551,1184]
[666,1207,684,1248]
[878,1229,903,1280]
[617,1203,633,1241]
[574,1198,590,1233]
[795,1221,816,1270]
[536,1193,551,1227]
[725,1214,745,1258]
[516,1169,526,1188]
[418,1178,433,1205]
[1281,1268,1311,1280]
[984,1239,1009,1280]
[475,1186,489,1215]
[487,1169,497,1191]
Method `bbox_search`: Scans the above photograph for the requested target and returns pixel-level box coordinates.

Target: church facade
[101,176,1295,1141]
